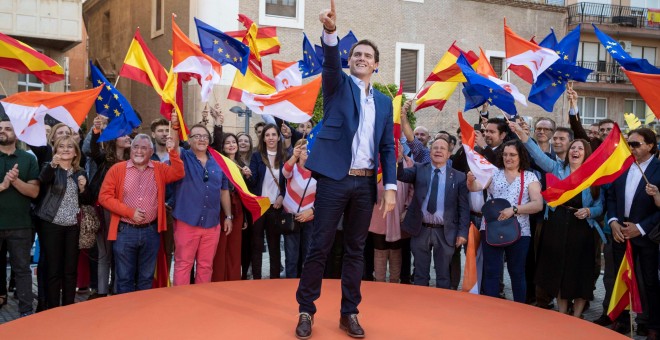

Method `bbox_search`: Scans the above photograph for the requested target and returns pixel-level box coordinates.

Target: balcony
[567,2,660,28]
[573,61,637,93]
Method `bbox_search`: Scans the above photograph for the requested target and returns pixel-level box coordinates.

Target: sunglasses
[628,141,643,148]
[203,168,209,182]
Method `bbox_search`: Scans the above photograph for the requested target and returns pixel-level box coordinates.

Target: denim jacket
[523,139,605,242]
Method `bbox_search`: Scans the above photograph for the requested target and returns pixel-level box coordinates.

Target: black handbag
[269,164,312,235]
[483,171,524,247]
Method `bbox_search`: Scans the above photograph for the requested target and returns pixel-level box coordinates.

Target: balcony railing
[576,61,631,84]
[516,0,565,5]
[567,2,660,30]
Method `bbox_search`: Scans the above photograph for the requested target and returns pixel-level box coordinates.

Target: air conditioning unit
[619,40,632,53]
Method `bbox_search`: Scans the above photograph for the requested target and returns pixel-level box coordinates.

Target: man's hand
[455,236,467,248]
[610,220,625,243]
[165,136,175,152]
[0,172,11,191]
[402,100,413,117]
[474,130,487,149]
[133,208,147,224]
[319,0,336,31]
[379,189,396,219]
[224,218,233,236]
[621,222,641,239]
[170,109,180,130]
[210,103,224,126]
[6,164,19,183]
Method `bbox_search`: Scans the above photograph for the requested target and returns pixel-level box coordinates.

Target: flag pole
[113,76,121,88]
[634,160,651,185]
[629,290,634,339]
[0,79,8,97]
[375,73,395,98]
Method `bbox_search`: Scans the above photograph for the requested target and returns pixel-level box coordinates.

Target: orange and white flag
[241,76,321,123]
[1,86,102,146]
[272,60,302,91]
[504,20,559,83]
[458,111,497,186]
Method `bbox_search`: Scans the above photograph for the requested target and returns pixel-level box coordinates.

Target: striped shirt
[282,162,316,214]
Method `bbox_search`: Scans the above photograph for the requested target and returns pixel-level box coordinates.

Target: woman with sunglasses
[171,124,233,285]
[511,121,604,318]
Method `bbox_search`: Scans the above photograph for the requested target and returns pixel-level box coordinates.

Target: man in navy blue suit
[295,1,396,339]
[607,128,660,338]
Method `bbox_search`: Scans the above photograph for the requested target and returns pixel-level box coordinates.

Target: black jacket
[36,164,91,222]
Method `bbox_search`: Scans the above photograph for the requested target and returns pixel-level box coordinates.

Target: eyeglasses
[203,168,209,182]
[190,134,210,141]
[628,141,643,148]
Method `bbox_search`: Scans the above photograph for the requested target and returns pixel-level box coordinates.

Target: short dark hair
[189,124,212,143]
[254,121,266,131]
[486,118,510,135]
[348,39,380,63]
[629,127,658,155]
[598,119,615,127]
[554,127,574,141]
[447,134,457,146]
[495,139,531,171]
[150,118,169,132]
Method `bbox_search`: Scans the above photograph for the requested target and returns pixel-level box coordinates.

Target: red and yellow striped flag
[226,14,280,64]
[414,81,458,112]
[542,123,634,207]
[227,59,276,102]
[119,29,168,92]
[392,84,403,158]
[425,42,478,82]
[0,32,64,84]
[208,147,271,222]
[607,240,642,321]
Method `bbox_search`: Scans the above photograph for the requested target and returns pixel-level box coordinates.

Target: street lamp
[229,105,252,133]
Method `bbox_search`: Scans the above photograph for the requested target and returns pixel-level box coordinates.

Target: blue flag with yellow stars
[306,119,322,155]
[456,54,517,115]
[195,17,250,75]
[529,24,593,112]
[90,61,141,143]
[315,30,358,69]
[299,33,322,78]
[593,23,660,74]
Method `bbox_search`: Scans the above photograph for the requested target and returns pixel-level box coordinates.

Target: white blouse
[480,169,539,237]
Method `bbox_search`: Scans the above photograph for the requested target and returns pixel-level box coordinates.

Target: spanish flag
[227,59,276,102]
[0,32,64,84]
[414,81,458,112]
[152,238,170,288]
[119,29,168,92]
[226,14,280,64]
[542,123,633,207]
[622,68,660,119]
[392,84,403,159]
[425,41,478,82]
[607,240,642,321]
[208,147,271,222]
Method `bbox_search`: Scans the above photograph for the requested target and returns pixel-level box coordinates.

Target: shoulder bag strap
[297,176,312,213]
[518,171,525,206]
[266,159,281,197]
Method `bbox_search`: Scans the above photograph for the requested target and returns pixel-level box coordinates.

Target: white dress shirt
[607,156,653,236]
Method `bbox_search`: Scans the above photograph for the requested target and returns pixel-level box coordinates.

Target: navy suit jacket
[397,161,470,243]
[305,38,395,203]
[607,156,660,247]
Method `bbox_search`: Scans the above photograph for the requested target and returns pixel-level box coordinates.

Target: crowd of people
[2,28,660,340]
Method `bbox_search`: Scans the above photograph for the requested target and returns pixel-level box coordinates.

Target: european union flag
[529,25,593,112]
[90,61,141,143]
[315,31,359,69]
[456,54,517,115]
[593,24,660,74]
[306,119,322,155]
[195,17,250,75]
[300,33,322,78]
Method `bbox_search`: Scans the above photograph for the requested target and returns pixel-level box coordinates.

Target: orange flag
[623,68,660,119]
[462,223,482,294]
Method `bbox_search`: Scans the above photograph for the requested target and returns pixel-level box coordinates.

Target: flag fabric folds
[622,68,660,119]
[306,119,322,155]
[529,25,593,112]
[315,30,359,69]
[195,17,250,75]
[240,76,322,123]
[504,21,560,83]
[272,60,303,91]
[228,60,276,102]
[456,54,517,115]
[476,47,527,106]
[607,240,643,321]
[226,14,280,64]
[90,61,141,142]
[392,84,403,158]
[461,223,482,294]
[152,239,170,288]
[458,111,497,186]
[119,29,169,92]
[0,32,64,84]
[208,147,270,222]
[172,16,222,103]
[300,33,322,78]
[425,42,478,82]
[414,82,458,112]
[542,123,634,207]
[593,24,660,75]
[1,87,102,146]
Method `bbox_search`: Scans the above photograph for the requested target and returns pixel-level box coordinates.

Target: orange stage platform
[0,279,627,339]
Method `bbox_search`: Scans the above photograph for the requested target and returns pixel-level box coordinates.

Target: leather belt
[348,168,374,177]
[120,220,157,229]
[470,211,483,218]
[422,223,444,229]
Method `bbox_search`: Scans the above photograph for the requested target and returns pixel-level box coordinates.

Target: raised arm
[509,121,559,174]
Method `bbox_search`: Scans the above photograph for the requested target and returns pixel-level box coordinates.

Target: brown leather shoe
[339,314,365,338]
[295,312,313,340]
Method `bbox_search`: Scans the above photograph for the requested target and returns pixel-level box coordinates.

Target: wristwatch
[512,205,518,215]
[225,215,233,220]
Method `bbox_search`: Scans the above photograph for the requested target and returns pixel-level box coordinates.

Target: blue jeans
[113,223,160,294]
[411,226,455,288]
[284,221,313,278]
[481,234,530,303]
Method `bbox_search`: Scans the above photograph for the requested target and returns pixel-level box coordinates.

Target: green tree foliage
[310,82,416,127]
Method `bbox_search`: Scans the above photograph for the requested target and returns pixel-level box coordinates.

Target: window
[485,50,509,82]
[395,43,425,95]
[577,96,607,125]
[490,57,504,78]
[18,74,44,92]
[102,11,110,58]
[259,0,304,29]
[151,0,164,38]
[630,46,656,66]
[577,42,607,75]
[625,99,648,124]
[631,0,660,9]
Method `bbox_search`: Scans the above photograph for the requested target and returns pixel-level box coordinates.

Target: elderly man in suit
[397,137,470,289]
[294,1,396,339]
[607,128,660,338]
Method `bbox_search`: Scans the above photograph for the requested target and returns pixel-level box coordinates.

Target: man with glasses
[534,118,556,156]
[98,116,184,294]
[170,124,233,286]
[598,119,615,140]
